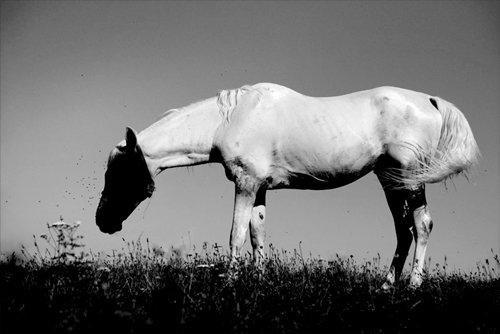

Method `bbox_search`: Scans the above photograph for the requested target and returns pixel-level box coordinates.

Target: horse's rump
[377,95,480,188]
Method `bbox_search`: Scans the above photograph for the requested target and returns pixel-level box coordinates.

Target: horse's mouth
[97,222,123,234]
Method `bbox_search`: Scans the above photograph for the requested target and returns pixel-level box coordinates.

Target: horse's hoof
[376,282,395,293]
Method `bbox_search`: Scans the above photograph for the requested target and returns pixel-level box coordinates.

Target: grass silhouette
[1,221,499,333]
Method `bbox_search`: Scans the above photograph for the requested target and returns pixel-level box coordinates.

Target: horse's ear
[125,127,138,151]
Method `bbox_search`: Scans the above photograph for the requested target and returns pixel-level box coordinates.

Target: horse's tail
[383,96,481,188]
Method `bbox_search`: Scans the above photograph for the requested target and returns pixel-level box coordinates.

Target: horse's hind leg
[250,187,267,265]
[379,179,414,290]
[379,177,433,289]
[408,185,433,287]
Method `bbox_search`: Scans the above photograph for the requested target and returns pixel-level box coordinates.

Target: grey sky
[1,1,498,271]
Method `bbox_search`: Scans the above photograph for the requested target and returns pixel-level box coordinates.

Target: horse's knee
[408,185,432,238]
[414,207,433,244]
[250,207,265,241]
[250,205,266,262]
[423,211,433,234]
[251,205,265,229]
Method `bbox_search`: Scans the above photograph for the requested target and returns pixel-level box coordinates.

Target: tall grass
[1,221,499,333]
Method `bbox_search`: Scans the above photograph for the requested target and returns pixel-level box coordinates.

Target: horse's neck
[138,97,222,176]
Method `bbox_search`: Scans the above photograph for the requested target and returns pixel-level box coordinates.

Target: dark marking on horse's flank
[429,97,438,110]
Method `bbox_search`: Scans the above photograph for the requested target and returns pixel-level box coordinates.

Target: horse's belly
[267,141,380,190]
[267,167,373,190]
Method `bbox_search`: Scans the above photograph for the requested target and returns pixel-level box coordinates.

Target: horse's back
[217,84,443,189]
[228,83,440,150]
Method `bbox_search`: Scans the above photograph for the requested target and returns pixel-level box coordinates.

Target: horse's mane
[157,99,209,122]
[216,85,253,122]
[158,108,182,120]
[144,98,215,134]
[146,85,255,133]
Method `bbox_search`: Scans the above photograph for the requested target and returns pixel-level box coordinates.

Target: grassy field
[1,221,499,333]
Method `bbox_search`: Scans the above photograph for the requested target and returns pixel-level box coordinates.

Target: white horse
[96,83,479,289]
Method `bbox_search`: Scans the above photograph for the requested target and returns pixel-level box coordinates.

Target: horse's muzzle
[97,220,123,234]
[96,212,123,234]
[96,198,124,234]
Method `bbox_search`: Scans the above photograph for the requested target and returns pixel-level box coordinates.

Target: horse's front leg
[250,188,267,265]
[229,184,257,261]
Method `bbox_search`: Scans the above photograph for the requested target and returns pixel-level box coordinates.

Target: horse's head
[96,127,155,234]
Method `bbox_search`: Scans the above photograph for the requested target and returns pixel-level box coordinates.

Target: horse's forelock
[107,147,124,166]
